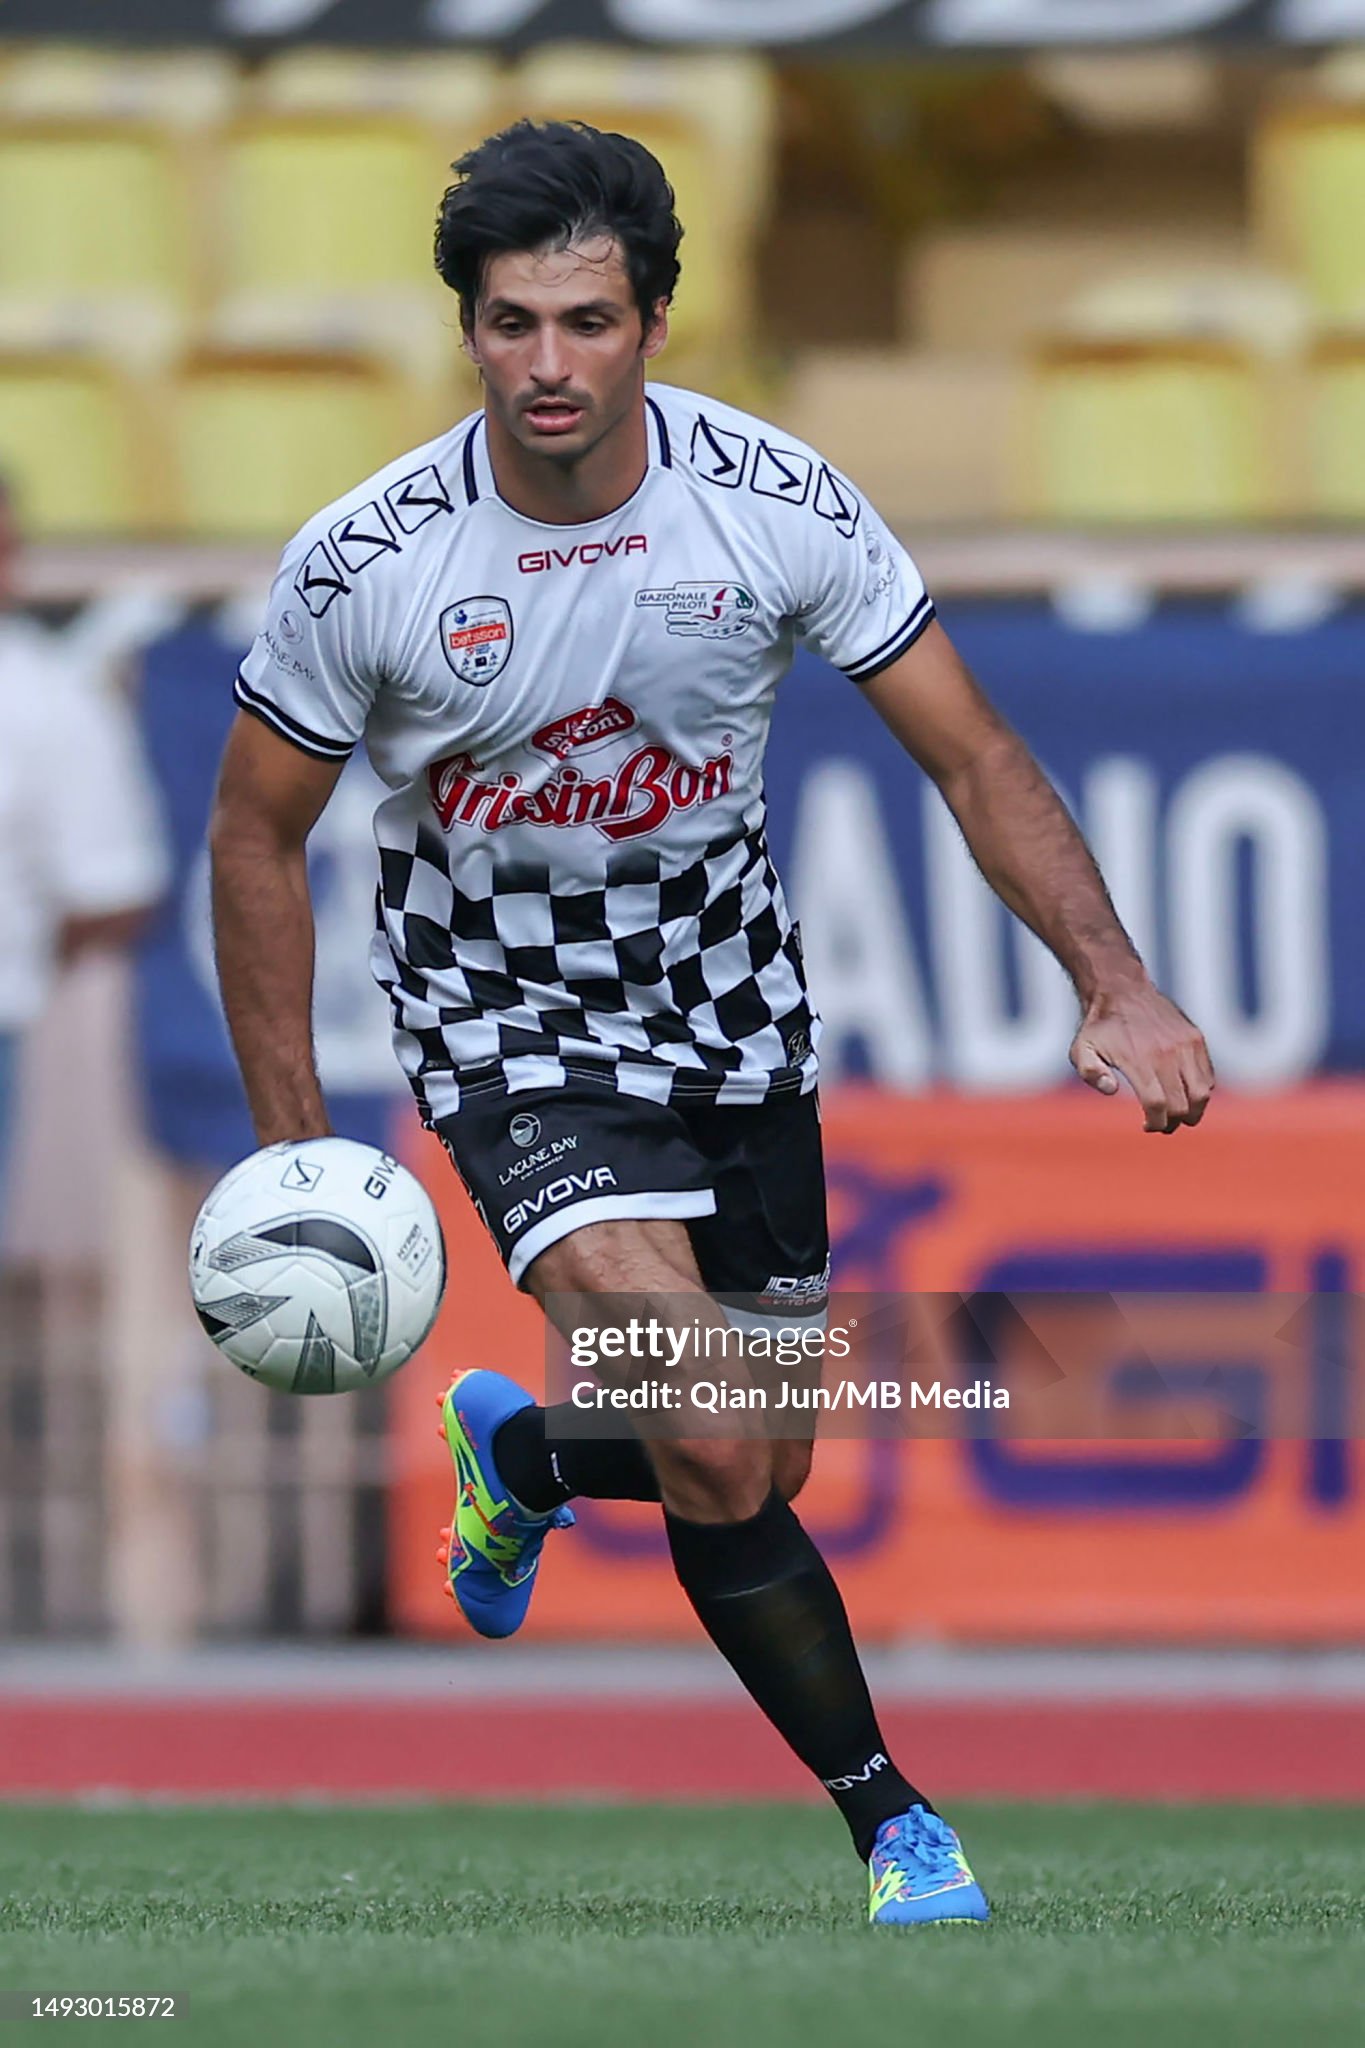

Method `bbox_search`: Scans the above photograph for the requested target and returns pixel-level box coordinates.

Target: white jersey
[237,385,933,1120]
[0,618,168,1032]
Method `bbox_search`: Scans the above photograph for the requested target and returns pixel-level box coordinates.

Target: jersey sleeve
[235,524,379,762]
[793,477,935,684]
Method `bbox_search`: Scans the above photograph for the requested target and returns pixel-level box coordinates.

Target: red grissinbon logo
[428,736,734,843]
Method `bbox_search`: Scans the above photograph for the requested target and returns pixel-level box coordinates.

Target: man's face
[466,235,667,464]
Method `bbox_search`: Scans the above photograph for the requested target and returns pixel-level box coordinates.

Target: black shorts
[434,1082,829,1309]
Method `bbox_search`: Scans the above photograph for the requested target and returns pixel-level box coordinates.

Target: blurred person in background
[0,474,169,1209]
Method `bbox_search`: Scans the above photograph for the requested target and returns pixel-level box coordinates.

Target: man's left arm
[861,619,1215,1134]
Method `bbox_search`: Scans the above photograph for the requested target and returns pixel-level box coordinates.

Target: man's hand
[1070,979,1216,1134]
[863,626,1216,1136]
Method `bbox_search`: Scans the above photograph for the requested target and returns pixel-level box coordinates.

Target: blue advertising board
[132,595,1360,1164]
[765,598,1353,1093]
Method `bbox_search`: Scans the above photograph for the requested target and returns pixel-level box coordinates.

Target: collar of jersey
[460,400,672,529]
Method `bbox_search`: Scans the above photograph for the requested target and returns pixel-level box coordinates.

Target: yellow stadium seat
[171,353,411,540]
[1064,268,1310,362]
[500,47,774,357]
[777,350,1018,526]
[212,115,458,371]
[1256,103,1365,322]
[1028,339,1272,523]
[0,122,190,364]
[223,116,439,297]
[1304,338,1365,518]
[0,124,184,298]
[0,355,143,535]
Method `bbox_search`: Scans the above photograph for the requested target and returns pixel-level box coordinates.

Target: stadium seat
[1304,338,1365,518]
[0,355,144,535]
[1027,339,1271,523]
[500,46,774,357]
[1256,102,1365,322]
[777,350,1017,525]
[0,122,190,366]
[1064,268,1311,361]
[0,47,233,370]
[170,353,412,540]
[903,227,1241,355]
[211,113,460,372]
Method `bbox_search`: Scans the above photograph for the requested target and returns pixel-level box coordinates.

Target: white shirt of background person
[0,480,170,1195]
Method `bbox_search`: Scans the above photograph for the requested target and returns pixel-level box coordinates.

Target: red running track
[2,1699,1363,1800]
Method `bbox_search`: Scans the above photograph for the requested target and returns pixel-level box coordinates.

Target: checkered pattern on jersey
[372,814,817,1118]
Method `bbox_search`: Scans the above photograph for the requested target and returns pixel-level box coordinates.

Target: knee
[652,1435,772,1523]
[772,1439,814,1502]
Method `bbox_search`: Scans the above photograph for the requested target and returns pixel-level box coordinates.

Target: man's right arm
[209,712,346,1146]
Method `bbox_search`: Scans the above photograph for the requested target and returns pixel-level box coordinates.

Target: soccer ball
[189,1138,446,1394]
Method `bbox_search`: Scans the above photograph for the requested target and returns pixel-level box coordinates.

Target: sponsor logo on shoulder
[635,582,757,639]
[439,596,513,686]
[863,523,899,605]
[262,625,317,684]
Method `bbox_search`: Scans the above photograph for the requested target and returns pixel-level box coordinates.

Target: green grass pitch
[2,1804,1363,2047]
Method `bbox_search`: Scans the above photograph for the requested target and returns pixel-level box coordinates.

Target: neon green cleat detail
[868,1807,991,1927]
[436,1368,574,1638]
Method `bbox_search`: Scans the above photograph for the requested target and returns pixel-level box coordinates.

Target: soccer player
[211,122,1214,1927]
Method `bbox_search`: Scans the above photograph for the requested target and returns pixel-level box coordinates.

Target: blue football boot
[868,1806,991,1927]
[435,1368,574,1639]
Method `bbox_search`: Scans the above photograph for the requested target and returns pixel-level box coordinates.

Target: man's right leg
[524,1216,943,1868]
[493,1392,814,1511]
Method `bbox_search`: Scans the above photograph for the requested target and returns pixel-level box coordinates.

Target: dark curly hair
[435,119,682,332]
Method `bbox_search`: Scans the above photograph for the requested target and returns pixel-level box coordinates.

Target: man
[211,122,1214,1928]
[0,475,167,1208]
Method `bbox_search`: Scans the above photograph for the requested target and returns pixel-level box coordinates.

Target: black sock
[665,1488,931,1861]
[493,1402,661,1513]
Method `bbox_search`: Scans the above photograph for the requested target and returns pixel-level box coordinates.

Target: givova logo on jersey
[635,582,757,640]
[440,596,513,685]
